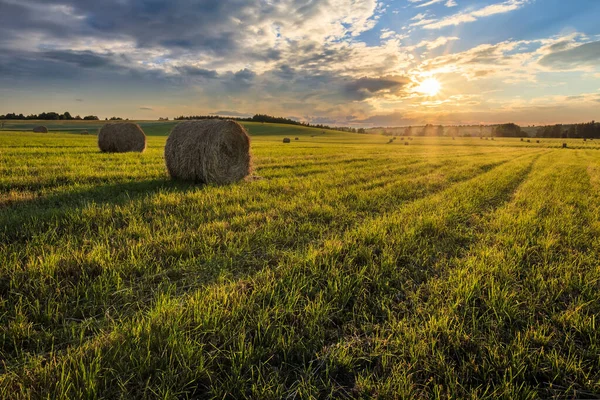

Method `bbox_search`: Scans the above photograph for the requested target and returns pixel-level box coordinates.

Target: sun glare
[416,78,441,96]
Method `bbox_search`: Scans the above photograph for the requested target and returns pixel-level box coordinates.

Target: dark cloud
[139,107,153,110]
[41,50,119,68]
[210,110,252,117]
[539,41,600,70]
[176,66,218,79]
[344,76,409,100]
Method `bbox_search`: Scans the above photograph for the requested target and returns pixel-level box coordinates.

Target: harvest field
[1,123,600,398]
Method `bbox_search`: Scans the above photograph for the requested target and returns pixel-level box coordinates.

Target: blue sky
[0,0,599,126]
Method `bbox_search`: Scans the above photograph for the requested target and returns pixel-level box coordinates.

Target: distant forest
[0,112,101,121]
[372,122,600,138]
[175,114,365,133]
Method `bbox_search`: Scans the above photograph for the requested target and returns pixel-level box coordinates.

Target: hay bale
[527,139,531,143]
[536,140,540,143]
[33,126,48,133]
[164,120,251,184]
[283,138,291,143]
[295,137,299,141]
[98,123,146,153]
[562,142,568,148]
[520,138,524,142]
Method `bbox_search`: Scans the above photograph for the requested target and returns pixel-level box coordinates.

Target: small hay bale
[98,123,146,153]
[164,120,251,184]
[33,126,48,133]
[562,142,567,148]
[536,140,540,143]
[404,141,409,146]
[283,138,291,143]
[295,137,299,141]
[520,138,524,142]
[527,139,531,143]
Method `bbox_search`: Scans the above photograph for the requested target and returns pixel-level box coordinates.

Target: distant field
[1,123,599,398]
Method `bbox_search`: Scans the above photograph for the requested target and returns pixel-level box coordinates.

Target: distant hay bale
[98,123,146,153]
[295,137,299,141]
[527,139,531,143]
[536,140,540,143]
[33,126,48,133]
[164,120,251,184]
[404,142,409,146]
[283,138,291,143]
[520,138,524,142]
[562,142,568,148]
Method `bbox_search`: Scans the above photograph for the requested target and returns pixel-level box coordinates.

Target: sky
[0,0,599,126]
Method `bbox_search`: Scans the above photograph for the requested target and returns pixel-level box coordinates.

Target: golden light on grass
[416,77,441,96]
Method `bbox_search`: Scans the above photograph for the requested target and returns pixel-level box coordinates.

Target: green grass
[1,124,599,398]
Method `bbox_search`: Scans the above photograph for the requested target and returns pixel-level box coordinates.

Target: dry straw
[33,126,48,133]
[164,120,252,184]
[98,123,146,153]
[283,138,291,143]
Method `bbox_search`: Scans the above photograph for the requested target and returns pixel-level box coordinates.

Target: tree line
[0,111,100,121]
[175,113,362,133]
[535,121,600,138]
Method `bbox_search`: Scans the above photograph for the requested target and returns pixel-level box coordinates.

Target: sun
[416,78,441,96]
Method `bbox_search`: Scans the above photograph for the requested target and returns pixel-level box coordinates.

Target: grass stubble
[0,125,599,398]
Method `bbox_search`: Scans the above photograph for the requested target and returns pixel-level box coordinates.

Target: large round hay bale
[98,123,146,153]
[283,138,291,143]
[164,120,251,184]
[33,126,48,133]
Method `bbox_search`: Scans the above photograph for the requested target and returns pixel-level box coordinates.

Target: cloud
[139,107,153,110]
[420,0,529,30]
[210,110,253,117]
[412,36,459,50]
[538,41,600,70]
[344,76,410,100]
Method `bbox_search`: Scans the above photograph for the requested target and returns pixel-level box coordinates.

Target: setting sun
[416,78,441,96]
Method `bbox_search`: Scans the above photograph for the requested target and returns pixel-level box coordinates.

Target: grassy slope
[0,124,599,398]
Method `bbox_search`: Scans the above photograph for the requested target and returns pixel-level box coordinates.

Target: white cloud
[421,0,529,29]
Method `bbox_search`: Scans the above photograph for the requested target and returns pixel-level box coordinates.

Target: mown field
[1,122,599,399]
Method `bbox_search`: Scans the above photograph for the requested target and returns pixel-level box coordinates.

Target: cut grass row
[1,129,598,398]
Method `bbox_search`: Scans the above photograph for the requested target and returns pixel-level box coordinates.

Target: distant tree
[83,115,100,120]
[494,123,523,137]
